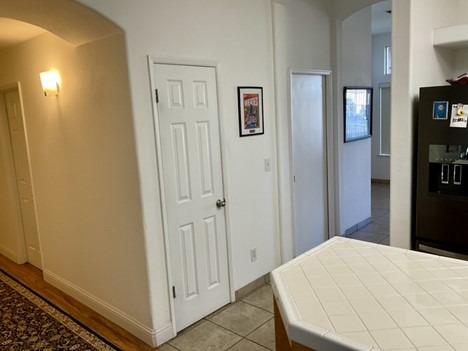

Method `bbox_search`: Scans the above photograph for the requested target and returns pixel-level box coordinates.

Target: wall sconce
[40,70,61,97]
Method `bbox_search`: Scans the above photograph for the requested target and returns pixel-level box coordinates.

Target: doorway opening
[0,85,41,268]
[150,61,232,332]
[342,0,392,245]
[0,4,154,348]
[290,71,333,256]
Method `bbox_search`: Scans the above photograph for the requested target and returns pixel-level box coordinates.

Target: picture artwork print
[344,87,373,143]
[433,101,449,120]
[238,87,264,137]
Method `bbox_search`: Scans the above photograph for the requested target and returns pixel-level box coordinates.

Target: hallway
[347,182,390,245]
[0,250,274,351]
[0,254,152,351]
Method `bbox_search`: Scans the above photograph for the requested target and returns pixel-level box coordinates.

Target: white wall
[454,48,468,77]
[371,32,391,180]
[3,0,446,346]
[333,0,381,20]
[272,0,331,262]
[338,7,373,233]
[452,3,468,95]
[0,32,156,342]
[390,0,458,249]
[78,0,280,340]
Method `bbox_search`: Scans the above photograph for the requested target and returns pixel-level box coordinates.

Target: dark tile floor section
[160,285,275,351]
[347,183,390,245]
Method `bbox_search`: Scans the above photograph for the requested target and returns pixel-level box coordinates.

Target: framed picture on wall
[344,87,373,143]
[238,87,264,137]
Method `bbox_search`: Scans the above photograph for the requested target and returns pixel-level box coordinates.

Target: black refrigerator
[414,85,468,255]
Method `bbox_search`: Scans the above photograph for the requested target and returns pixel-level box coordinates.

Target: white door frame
[147,56,235,335]
[288,69,336,254]
[0,82,43,267]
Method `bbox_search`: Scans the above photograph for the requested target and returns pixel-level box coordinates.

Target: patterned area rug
[0,270,118,350]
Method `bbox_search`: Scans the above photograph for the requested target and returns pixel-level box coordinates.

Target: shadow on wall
[0,0,155,335]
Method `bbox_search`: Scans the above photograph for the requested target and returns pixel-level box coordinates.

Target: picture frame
[433,101,449,120]
[238,87,264,137]
[344,87,373,143]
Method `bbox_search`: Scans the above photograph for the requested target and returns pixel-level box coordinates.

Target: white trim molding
[146,55,236,336]
[0,244,24,264]
[43,270,170,347]
[288,69,337,255]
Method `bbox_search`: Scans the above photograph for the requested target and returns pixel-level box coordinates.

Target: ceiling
[371,0,392,34]
[0,17,45,49]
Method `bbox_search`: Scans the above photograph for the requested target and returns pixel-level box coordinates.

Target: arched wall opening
[272,0,386,264]
[0,0,156,346]
[332,0,392,244]
[0,0,121,46]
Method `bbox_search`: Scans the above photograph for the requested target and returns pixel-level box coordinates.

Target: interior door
[291,73,328,256]
[154,64,230,331]
[4,89,42,268]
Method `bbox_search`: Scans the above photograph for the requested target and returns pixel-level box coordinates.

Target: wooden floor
[0,254,156,351]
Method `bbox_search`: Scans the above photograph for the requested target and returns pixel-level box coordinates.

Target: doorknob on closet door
[216,199,226,208]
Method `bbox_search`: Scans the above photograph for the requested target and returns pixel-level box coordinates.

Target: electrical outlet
[264,158,271,172]
[250,248,257,262]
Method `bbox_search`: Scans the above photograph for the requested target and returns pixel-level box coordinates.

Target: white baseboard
[26,247,42,269]
[0,244,22,264]
[43,269,174,347]
[154,323,176,346]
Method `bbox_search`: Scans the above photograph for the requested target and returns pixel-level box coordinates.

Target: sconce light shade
[40,70,61,96]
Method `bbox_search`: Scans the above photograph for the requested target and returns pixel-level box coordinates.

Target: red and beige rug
[0,270,118,350]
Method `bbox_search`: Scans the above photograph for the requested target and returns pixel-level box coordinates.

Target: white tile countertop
[271,237,468,351]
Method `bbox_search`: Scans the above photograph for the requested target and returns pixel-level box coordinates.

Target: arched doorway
[0,1,154,347]
[334,0,392,245]
[0,0,121,46]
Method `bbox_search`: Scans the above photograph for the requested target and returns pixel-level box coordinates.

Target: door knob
[216,198,226,208]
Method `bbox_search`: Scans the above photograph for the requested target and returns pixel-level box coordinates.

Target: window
[344,87,373,143]
[384,46,392,75]
[379,85,391,156]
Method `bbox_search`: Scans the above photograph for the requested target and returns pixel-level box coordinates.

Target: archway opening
[337,0,392,246]
[0,3,150,347]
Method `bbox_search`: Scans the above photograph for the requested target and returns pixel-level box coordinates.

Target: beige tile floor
[161,184,390,351]
[348,183,390,245]
[160,285,275,351]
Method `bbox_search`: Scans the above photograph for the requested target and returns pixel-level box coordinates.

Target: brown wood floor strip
[0,254,156,351]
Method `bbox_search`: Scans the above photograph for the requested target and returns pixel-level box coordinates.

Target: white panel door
[291,74,328,256]
[4,89,42,268]
[154,64,230,331]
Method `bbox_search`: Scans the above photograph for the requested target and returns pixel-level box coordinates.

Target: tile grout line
[167,292,275,350]
[241,299,274,314]
[243,316,275,346]
[315,249,383,348]
[168,319,244,351]
[225,336,271,351]
[225,338,244,351]
[350,248,418,349]
[376,252,462,348]
[359,244,462,349]
[203,314,274,350]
